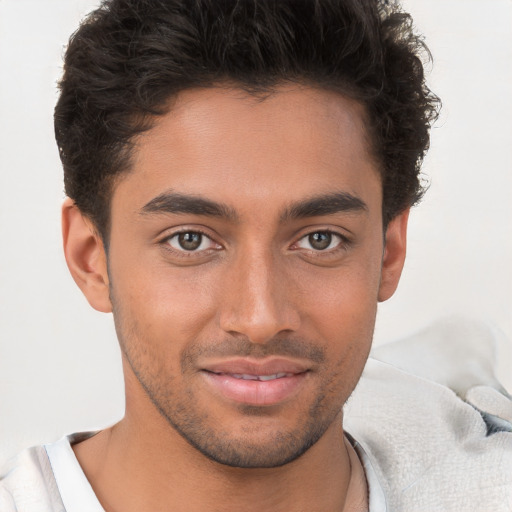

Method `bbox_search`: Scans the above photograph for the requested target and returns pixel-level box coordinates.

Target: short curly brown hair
[55,0,440,239]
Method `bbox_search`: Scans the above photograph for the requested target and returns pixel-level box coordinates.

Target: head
[59,0,439,469]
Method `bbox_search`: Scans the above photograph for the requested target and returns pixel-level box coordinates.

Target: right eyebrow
[139,191,239,222]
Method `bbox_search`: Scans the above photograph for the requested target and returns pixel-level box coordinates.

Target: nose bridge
[219,241,299,343]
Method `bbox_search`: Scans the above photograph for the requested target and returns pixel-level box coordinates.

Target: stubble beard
[111,295,362,469]
[147,382,341,468]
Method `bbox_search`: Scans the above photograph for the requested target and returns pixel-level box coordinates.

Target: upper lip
[201,357,310,376]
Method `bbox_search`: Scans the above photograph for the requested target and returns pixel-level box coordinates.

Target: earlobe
[62,198,112,313]
[378,209,409,302]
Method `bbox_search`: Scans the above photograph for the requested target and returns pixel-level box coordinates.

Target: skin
[62,85,408,512]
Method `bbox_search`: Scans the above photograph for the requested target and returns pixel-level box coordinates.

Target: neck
[73,407,361,512]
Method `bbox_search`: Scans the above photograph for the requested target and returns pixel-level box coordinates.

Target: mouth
[218,372,294,381]
[200,358,310,406]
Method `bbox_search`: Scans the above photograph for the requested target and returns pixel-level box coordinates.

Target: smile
[217,372,293,381]
[202,368,308,406]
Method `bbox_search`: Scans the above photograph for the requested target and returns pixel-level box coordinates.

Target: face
[69,85,407,468]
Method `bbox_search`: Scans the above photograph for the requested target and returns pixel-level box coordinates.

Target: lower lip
[201,371,308,406]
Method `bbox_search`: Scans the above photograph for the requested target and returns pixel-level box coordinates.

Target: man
[1,0,511,510]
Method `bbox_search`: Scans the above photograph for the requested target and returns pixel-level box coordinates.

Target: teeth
[230,373,291,381]
[259,373,289,381]
[232,374,259,380]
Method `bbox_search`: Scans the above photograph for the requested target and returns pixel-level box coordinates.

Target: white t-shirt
[45,433,104,512]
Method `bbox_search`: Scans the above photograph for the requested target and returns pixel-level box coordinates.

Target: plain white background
[0,0,511,462]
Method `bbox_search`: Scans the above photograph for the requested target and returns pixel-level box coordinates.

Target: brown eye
[308,232,332,250]
[178,232,202,250]
[167,231,214,252]
[294,231,345,252]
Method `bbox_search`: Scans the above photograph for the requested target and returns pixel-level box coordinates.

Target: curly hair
[55,0,440,239]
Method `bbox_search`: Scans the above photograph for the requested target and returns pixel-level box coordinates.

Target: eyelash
[291,229,351,256]
[159,228,222,258]
[158,228,351,258]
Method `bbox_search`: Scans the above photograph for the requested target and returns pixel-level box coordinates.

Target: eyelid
[290,228,352,253]
[168,233,216,252]
[159,227,223,255]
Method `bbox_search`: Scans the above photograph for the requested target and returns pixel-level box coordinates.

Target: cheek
[291,251,382,381]
[111,255,220,344]
[295,257,382,328]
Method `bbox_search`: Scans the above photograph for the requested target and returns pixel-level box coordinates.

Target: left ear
[378,208,409,302]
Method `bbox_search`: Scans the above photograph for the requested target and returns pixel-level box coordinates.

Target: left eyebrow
[280,192,368,221]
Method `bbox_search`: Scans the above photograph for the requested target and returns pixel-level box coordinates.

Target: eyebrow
[281,192,368,221]
[140,190,368,222]
[140,191,239,221]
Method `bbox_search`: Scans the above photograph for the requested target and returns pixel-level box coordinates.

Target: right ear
[62,198,112,313]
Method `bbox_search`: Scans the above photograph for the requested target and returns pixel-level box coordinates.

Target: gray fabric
[345,317,512,512]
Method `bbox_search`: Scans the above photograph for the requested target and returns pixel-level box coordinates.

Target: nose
[218,248,301,344]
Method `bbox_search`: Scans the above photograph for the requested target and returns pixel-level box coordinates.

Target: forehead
[114,85,381,218]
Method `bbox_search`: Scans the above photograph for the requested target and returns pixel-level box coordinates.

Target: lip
[200,358,310,406]
[202,357,310,376]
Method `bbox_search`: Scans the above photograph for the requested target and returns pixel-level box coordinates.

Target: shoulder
[345,318,512,511]
[0,444,65,512]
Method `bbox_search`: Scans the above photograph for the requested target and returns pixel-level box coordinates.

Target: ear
[378,208,409,302]
[62,197,112,313]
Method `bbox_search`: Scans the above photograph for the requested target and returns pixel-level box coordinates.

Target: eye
[295,231,345,251]
[166,231,217,252]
